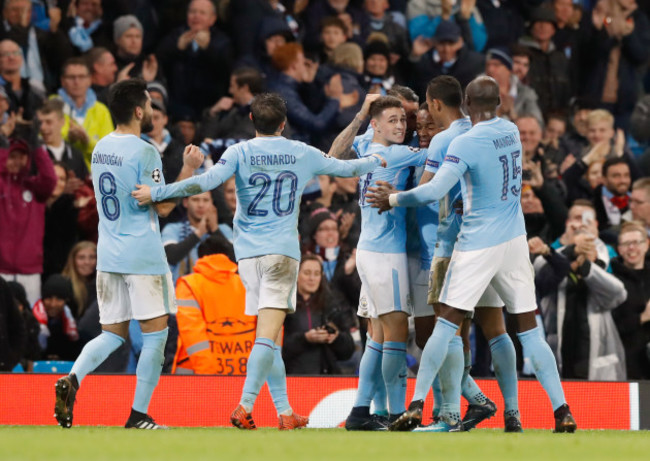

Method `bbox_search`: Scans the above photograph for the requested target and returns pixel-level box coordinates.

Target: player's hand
[183,144,204,170]
[359,93,381,119]
[366,180,395,214]
[132,184,152,205]
[370,153,387,167]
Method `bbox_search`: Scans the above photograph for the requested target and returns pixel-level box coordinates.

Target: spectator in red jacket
[0,138,57,305]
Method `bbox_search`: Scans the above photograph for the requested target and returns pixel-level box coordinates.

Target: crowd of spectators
[1,0,650,382]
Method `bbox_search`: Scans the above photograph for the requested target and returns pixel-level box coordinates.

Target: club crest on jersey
[407,146,420,152]
[152,168,162,183]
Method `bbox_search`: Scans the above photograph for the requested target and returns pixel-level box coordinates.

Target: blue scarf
[68,17,102,53]
[57,87,97,121]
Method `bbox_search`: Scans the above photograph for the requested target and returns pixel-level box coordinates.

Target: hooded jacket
[0,144,57,274]
[173,254,256,375]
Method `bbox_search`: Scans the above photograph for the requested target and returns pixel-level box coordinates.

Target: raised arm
[328,94,380,159]
[152,145,205,217]
[313,151,385,178]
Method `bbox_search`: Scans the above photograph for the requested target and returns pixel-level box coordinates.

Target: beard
[140,113,154,133]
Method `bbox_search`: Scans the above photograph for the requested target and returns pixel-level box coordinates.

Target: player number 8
[98,172,121,221]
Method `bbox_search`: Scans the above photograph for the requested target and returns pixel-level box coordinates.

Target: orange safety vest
[172,254,256,375]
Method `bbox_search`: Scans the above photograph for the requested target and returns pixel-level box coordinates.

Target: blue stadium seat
[32,361,74,373]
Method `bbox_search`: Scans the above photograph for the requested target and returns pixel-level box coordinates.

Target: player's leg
[367,321,388,417]
[54,272,129,428]
[492,236,576,433]
[268,330,308,430]
[379,311,409,419]
[124,272,176,429]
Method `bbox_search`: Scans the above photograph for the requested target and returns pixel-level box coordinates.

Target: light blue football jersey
[424,117,472,257]
[355,139,428,254]
[91,133,169,275]
[435,117,526,251]
[150,136,381,261]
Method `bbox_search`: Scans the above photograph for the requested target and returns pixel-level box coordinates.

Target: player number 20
[498,151,521,201]
[247,171,298,217]
[98,171,121,221]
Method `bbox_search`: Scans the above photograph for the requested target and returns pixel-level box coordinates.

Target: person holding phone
[282,254,355,375]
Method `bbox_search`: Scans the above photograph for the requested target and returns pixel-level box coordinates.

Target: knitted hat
[113,15,144,43]
[41,274,73,302]
[486,47,513,71]
[529,6,556,25]
[364,40,391,62]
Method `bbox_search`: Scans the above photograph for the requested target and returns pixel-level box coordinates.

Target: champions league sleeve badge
[151,168,162,183]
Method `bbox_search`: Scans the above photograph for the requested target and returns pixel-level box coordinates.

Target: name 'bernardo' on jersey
[250,154,297,166]
[92,151,124,167]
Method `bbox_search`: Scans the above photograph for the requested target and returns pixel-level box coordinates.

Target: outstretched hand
[366,180,396,214]
[132,184,152,205]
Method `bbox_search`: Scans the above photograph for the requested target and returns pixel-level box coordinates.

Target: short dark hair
[250,93,287,134]
[37,98,65,118]
[320,16,347,33]
[426,76,462,108]
[198,232,236,261]
[571,198,595,210]
[233,67,264,95]
[388,85,419,103]
[62,57,91,76]
[86,47,111,72]
[510,44,531,59]
[107,78,149,126]
[602,157,629,177]
[369,96,403,119]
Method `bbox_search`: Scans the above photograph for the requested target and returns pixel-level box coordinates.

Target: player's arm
[367,163,462,213]
[419,170,434,185]
[152,145,206,217]
[313,149,386,177]
[328,94,379,159]
[133,146,237,205]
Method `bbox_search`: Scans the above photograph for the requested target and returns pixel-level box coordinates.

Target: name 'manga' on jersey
[355,139,427,254]
[150,136,381,261]
[91,133,169,274]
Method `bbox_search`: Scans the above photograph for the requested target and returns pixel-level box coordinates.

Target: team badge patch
[151,168,162,183]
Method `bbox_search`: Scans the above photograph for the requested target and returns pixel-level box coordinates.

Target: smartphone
[582,210,595,227]
[322,325,337,334]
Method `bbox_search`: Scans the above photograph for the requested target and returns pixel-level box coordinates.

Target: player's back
[91,133,168,275]
[356,141,427,253]
[449,118,526,251]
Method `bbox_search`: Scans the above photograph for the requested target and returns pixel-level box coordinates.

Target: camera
[322,324,337,334]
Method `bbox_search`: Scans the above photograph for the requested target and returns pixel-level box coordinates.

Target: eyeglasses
[619,240,647,248]
[63,74,90,80]
[0,51,22,58]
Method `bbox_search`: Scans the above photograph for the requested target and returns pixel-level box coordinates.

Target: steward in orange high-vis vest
[173,252,256,375]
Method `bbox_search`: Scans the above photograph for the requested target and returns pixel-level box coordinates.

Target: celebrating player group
[53,75,576,433]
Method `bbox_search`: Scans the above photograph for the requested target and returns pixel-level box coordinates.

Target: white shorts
[357,249,412,319]
[408,254,433,318]
[439,235,536,314]
[96,271,177,324]
[238,254,299,316]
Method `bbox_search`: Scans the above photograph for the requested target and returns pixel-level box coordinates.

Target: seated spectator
[269,42,347,146]
[301,0,369,50]
[87,47,117,105]
[537,200,627,381]
[142,98,185,184]
[628,178,650,237]
[409,20,484,99]
[364,0,409,60]
[282,254,355,374]
[112,15,162,84]
[37,98,88,180]
[519,5,571,115]
[611,221,650,379]
[172,233,251,375]
[62,241,97,319]
[55,57,114,169]
[32,274,80,360]
[485,47,543,125]
[64,0,112,54]
[0,276,26,370]
[593,157,631,243]
[318,16,349,64]
[0,138,57,305]
[199,67,263,161]
[0,39,45,121]
[7,280,40,370]
[363,39,395,95]
[162,191,219,284]
[407,0,487,52]
[157,0,233,119]
[0,0,72,92]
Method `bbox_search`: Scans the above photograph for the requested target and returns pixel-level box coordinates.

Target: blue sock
[489,333,519,414]
[372,376,388,415]
[412,318,458,402]
[432,375,442,417]
[461,349,488,405]
[354,339,383,408]
[71,331,125,384]
[438,336,463,424]
[517,327,566,410]
[267,345,291,416]
[132,328,168,414]
[240,338,276,410]
[382,341,407,415]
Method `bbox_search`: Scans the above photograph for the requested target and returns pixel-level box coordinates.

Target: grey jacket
[535,245,628,381]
